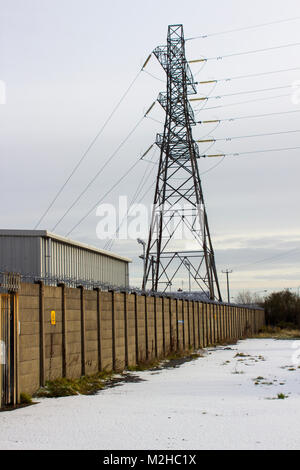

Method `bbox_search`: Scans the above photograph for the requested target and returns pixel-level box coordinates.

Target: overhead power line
[195,66,300,85]
[34,55,153,230]
[190,84,292,102]
[197,109,300,125]
[51,114,146,232]
[196,93,291,112]
[189,41,300,63]
[200,146,300,158]
[186,16,300,40]
[233,247,300,270]
[65,158,142,238]
[197,129,300,143]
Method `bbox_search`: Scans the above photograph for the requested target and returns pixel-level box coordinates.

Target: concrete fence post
[169,299,172,353]
[78,286,86,376]
[192,301,196,348]
[36,281,45,387]
[134,293,139,365]
[175,299,179,352]
[58,283,67,378]
[181,299,185,351]
[110,290,116,371]
[204,303,208,346]
[94,288,102,372]
[144,295,149,361]
[203,303,208,347]
[124,292,128,368]
[154,296,158,358]
[209,304,212,344]
[187,301,191,349]
[162,297,166,355]
[216,304,219,343]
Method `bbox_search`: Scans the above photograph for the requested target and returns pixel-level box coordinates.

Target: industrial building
[0,230,131,287]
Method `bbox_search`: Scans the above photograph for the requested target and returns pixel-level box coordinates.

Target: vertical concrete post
[204,303,208,346]
[169,299,172,353]
[94,288,102,372]
[14,293,20,405]
[182,300,186,350]
[162,298,166,355]
[219,305,223,342]
[217,305,220,343]
[37,281,45,387]
[240,308,243,336]
[226,306,229,339]
[58,283,67,378]
[234,307,237,338]
[215,304,219,343]
[110,290,116,371]
[201,303,205,348]
[124,292,128,368]
[221,305,224,341]
[187,301,191,349]
[154,296,158,358]
[203,303,207,347]
[144,295,149,361]
[176,299,179,352]
[78,286,86,376]
[192,301,196,348]
[209,304,213,344]
[134,293,139,365]
[197,302,201,348]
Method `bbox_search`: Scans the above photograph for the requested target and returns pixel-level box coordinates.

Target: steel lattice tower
[142,24,222,301]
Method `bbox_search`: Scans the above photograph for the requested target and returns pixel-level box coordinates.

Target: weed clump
[20,393,33,405]
[277,393,288,400]
[35,371,113,398]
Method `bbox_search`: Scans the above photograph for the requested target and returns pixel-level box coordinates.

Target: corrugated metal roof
[0,230,131,263]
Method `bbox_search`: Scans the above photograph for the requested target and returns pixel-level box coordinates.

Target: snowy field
[1,339,300,450]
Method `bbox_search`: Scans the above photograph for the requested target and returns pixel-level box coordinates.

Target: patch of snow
[0,339,300,450]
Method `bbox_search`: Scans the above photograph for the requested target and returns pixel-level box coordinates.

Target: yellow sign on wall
[51,311,56,325]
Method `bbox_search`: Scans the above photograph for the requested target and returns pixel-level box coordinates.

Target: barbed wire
[0,269,262,309]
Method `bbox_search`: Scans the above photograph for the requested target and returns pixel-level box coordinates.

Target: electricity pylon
[142,24,222,301]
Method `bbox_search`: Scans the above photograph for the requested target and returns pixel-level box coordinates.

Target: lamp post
[137,238,146,288]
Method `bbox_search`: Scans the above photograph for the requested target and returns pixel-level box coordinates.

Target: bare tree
[235,291,259,305]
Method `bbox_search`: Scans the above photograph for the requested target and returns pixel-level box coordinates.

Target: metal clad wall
[0,236,40,275]
[41,238,128,287]
[0,233,129,287]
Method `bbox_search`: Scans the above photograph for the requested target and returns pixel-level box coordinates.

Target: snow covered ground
[1,339,300,450]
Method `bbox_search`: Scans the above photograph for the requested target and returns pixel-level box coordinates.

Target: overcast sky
[1,0,300,298]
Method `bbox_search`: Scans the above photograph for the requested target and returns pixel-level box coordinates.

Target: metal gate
[0,293,18,408]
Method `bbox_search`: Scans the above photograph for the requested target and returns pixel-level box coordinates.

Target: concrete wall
[16,283,265,396]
